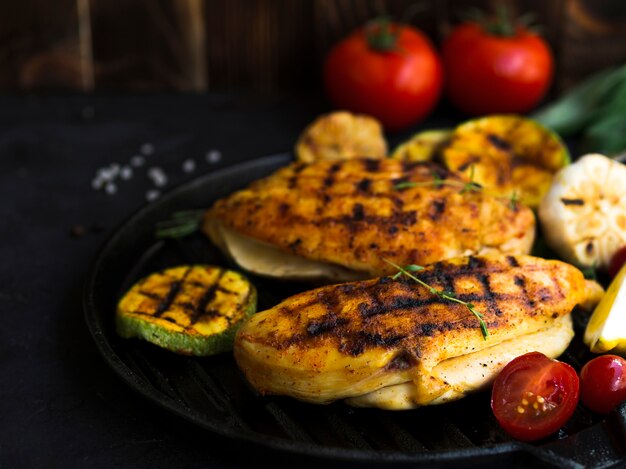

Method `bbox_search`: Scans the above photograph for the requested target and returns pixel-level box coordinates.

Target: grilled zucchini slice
[440,115,569,208]
[116,265,256,356]
[390,129,452,161]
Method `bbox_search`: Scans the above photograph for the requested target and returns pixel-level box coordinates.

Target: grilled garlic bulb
[539,154,626,270]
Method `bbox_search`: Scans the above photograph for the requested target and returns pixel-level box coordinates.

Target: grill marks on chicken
[234,255,586,408]
[206,159,536,278]
[249,255,567,358]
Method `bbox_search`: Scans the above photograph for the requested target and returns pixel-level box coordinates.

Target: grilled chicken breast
[234,255,595,409]
[204,159,535,281]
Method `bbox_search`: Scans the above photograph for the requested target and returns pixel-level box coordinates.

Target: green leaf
[171,209,204,219]
[394,181,416,190]
[583,112,626,156]
[509,190,519,210]
[533,64,626,135]
[155,210,203,239]
[431,170,444,188]
[405,264,424,272]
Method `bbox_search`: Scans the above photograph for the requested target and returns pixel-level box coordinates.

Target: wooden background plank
[0,0,624,93]
[0,0,83,90]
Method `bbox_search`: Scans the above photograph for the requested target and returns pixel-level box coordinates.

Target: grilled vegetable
[539,153,626,270]
[390,129,451,161]
[203,158,536,282]
[440,115,569,208]
[234,255,596,409]
[295,111,387,163]
[116,265,256,356]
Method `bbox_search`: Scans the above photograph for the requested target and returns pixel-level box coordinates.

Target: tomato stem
[464,5,538,38]
[365,16,399,52]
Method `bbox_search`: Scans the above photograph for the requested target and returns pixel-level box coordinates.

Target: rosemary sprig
[393,167,517,209]
[395,165,483,193]
[394,178,481,193]
[509,190,519,210]
[384,258,489,340]
[155,209,204,239]
[431,169,444,188]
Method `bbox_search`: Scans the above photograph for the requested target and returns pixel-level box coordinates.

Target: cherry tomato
[491,352,579,441]
[324,19,443,131]
[580,354,626,414]
[442,22,553,115]
[608,246,626,279]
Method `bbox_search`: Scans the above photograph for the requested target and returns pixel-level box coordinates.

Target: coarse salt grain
[147,167,163,178]
[182,159,196,173]
[105,182,117,195]
[97,167,113,180]
[206,150,222,164]
[91,177,104,190]
[130,155,145,167]
[141,143,155,155]
[120,165,133,180]
[148,167,168,187]
[146,189,160,201]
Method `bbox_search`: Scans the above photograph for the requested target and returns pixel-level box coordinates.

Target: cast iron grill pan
[84,154,626,468]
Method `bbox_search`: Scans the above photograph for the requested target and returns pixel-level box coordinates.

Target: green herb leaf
[394,181,418,190]
[383,258,489,340]
[509,190,519,210]
[460,181,482,194]
[155,210,204,239]
[430,169,444,188]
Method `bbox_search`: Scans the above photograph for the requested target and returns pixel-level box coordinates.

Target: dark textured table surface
[2,94,625,469]
[0,93,334,468]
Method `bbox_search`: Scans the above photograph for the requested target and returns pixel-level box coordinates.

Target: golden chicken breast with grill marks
[204,159,535,282]
[234,255,599,410]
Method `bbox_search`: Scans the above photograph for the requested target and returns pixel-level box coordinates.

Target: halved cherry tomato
[608,246,626,280]
[580,354,626,414]
[491,352,579,441]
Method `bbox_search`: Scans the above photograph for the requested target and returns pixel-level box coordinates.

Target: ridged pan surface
[84,154,626,468]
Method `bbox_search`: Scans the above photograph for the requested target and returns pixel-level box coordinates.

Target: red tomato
[442,22,553,115]
[324,21,443,131]
[608,246,626,279]
[580,355,626,414]
[491,352,579,441]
